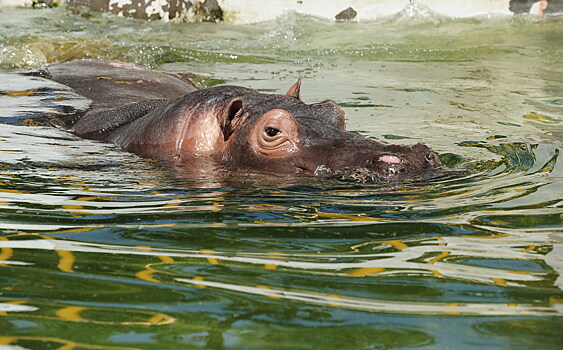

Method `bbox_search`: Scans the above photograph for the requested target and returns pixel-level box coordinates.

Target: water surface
[0,5,562,349]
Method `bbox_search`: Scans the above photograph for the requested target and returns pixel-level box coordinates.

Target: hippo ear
[311,99,347,130]
[285,77,302,100]
[220,98,245,141]
[325,99,346,130]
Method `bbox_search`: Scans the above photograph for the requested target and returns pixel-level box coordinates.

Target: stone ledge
[1,0,561,23]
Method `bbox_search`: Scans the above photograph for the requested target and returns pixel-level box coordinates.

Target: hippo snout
[367,147,442,178]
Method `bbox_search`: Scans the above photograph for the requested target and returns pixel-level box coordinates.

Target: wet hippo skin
[40,60,443,181]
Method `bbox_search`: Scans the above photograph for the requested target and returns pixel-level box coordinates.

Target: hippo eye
[265,127,280,137]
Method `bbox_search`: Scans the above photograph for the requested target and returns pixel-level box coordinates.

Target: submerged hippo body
[42,60,443,180]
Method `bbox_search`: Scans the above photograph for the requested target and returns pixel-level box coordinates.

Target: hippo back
[39,60,198,138]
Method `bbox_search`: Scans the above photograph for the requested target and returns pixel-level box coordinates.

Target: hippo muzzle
[276,121,443,181]
[367,145,443,178]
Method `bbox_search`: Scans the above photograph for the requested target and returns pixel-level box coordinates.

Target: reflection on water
[1,234,560,316]
[0,5,562,350]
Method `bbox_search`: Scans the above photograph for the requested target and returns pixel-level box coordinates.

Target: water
[1,4,562,349]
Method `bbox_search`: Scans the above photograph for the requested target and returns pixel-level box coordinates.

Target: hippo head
[214,79,443,180]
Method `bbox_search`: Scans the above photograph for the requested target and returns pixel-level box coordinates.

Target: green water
[1,5,562,349]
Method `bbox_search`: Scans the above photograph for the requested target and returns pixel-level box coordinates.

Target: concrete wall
[219,0,512,23]
[0,0,32,6]
[1,0,560,22]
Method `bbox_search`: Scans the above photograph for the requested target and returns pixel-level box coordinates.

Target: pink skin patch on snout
[109,62,144,70]
[378,155,402,164]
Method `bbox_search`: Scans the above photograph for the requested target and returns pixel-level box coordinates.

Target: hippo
[32,60,443,181]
